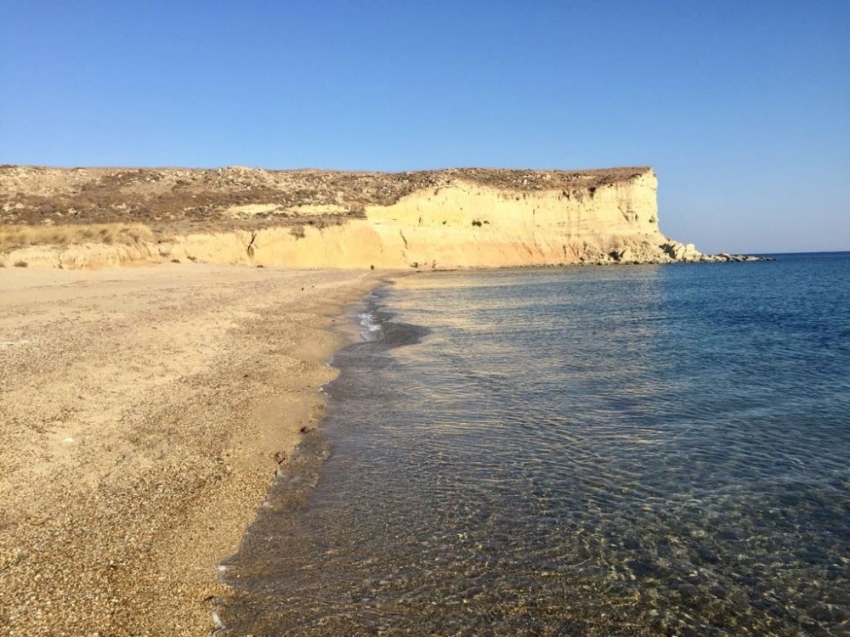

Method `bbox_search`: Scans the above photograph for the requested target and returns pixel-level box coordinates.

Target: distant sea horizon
[757,250,850,257]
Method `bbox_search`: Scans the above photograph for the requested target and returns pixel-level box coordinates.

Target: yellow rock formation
[1,165,716,269]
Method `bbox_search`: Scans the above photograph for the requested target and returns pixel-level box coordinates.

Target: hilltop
[0,165,753,269]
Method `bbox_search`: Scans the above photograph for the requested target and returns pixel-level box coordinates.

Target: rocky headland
[0,165,764,269]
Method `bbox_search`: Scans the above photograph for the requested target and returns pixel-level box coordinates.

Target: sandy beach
[0,264,383,636]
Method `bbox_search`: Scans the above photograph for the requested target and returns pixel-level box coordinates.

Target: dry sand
[0,264,385,636]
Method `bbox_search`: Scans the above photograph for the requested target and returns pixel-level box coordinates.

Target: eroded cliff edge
[1,165,736,269]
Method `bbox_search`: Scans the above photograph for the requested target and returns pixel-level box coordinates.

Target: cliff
[0,165,720,269]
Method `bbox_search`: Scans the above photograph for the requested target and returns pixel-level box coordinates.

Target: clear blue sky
[1,1,848,253]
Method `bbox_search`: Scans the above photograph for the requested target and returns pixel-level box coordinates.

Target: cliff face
[0,165,699,269]
[361,170,661,268]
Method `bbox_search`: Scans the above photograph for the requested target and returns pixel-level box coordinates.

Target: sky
[1,1,848,253]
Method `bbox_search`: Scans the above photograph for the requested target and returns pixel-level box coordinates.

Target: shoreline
[0,264,387,636]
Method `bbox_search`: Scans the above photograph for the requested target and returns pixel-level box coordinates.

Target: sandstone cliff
[0,165,728,269]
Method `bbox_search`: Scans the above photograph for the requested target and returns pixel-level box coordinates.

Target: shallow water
[218,254,850,636]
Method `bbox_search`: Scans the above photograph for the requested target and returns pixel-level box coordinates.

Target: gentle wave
[357,310,384,341]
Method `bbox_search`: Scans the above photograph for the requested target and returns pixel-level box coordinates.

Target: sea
[216,252,850,637]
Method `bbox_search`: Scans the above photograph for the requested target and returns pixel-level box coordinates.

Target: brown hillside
[0,165,650,236]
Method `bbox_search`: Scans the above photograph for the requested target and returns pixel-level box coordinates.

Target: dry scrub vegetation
[1,165,650,243]
[0,223,153,251]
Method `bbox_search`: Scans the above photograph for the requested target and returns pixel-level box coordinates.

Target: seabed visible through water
[218,255,850,636]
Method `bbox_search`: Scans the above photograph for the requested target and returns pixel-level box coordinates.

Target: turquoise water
[218,254,850,636]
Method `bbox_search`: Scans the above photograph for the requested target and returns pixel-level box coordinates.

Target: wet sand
[0,264,383,636]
